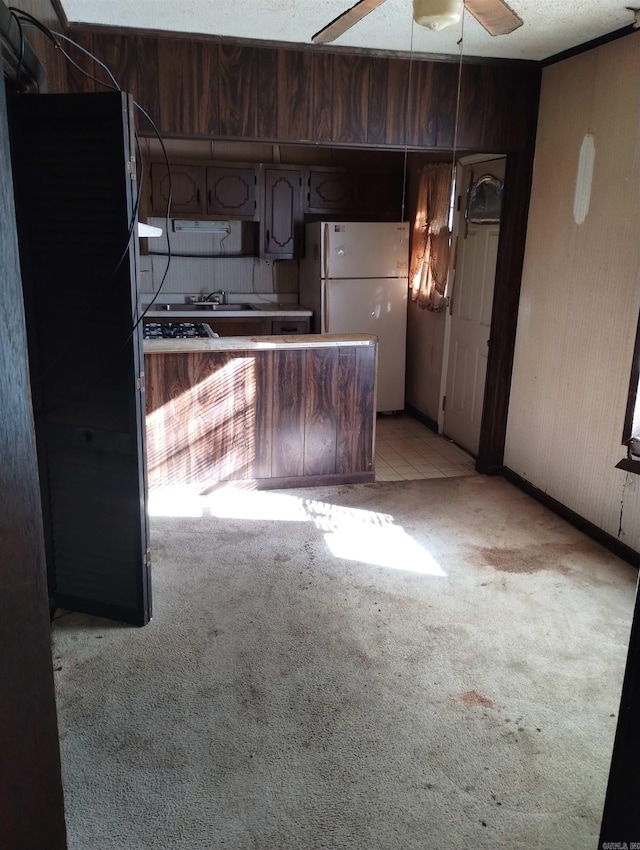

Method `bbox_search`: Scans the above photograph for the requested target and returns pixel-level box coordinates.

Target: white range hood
[137,222,163,238]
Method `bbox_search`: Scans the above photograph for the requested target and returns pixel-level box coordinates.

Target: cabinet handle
[280,325,297,333]
[266,229,270,248]
[208,189,211,207]
[196,188,201,206]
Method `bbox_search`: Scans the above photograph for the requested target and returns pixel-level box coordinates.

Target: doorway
[441,157,505,457]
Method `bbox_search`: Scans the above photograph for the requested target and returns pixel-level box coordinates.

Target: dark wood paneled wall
[145,343,376,489]
[0,61,67,850]
[2,0,68,91]
[63,30,540,152]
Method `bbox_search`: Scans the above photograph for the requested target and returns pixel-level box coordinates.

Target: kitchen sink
[149,302,257,312]
[193,303,257,311]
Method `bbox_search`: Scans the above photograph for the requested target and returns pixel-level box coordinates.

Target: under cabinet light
[172,220,231,234]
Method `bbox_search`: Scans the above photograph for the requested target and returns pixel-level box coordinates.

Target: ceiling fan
[312,0,523,44]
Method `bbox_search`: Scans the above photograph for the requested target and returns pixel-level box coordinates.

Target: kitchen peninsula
[144,334,377,490]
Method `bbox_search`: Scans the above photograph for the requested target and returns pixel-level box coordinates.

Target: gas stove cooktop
[143,322,216,340]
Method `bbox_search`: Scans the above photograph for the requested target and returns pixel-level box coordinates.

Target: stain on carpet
[460,690,494,708]
[474,541,597,574]
[286,620,310,637]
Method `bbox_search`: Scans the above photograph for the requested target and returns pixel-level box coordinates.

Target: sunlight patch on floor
[325,525,446,575]
[149,485,446,577]
[148,486,214,517]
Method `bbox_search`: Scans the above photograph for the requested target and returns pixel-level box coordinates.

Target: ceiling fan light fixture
[413,0,464,31]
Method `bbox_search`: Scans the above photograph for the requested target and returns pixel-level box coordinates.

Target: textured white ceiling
[59,0,637,61]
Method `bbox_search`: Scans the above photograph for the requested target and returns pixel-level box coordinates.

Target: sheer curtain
[409,163,453,312]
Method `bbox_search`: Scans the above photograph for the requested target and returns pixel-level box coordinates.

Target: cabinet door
[206,165,258,220]
[202,317,270,336]
[10,92,151,626]
[261,166,303,259]
[306,168,358,214]
[150,162,204,216]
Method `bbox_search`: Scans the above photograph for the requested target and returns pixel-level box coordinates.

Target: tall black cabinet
[9,91,151,626]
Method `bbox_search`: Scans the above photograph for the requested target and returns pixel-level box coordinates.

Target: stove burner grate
[143,322,212,340]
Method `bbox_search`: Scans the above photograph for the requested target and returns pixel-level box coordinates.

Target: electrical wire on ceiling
[10,10,25,81]
[399,11,416,225]
[452,10,466,188]
[8,8,174,331]
[399,6,465,209]
[402,9,465,310]
[7,6,176,413]
[444,9,466,308]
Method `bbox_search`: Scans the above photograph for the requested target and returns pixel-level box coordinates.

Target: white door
[443,210,500,456]
[326,277,407,413]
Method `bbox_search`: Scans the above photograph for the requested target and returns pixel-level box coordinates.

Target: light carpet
[53,475,637,849]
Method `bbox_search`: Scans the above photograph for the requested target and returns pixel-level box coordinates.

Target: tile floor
[375,413,478,482]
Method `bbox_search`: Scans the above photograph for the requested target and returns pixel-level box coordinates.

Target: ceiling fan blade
[312,0,389,44]
[464,0,523,35]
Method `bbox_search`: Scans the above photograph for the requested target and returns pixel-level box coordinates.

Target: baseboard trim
[478,462,504,476]
[405,404,438,434]
[501,467,640,568]
[252,472,375,490]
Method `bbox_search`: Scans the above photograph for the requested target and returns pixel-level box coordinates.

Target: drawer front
[204,318,270,336]
[271,319,310,335]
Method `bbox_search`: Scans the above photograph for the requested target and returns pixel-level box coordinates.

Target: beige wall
[505,33,640,550]
[406,304,445,421]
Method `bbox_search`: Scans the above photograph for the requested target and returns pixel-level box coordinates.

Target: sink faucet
[208,290,228,305]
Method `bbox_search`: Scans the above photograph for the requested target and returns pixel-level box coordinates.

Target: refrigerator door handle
[323,222,330,281]
[323,279,329,333]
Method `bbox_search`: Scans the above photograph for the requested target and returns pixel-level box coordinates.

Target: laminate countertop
[143,303,312,319]
[143,334,377,354]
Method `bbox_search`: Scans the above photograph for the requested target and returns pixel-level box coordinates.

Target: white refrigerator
[299,221,410,413]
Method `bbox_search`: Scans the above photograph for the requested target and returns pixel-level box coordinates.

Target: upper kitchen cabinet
[260,165,304,259]
[303,165,406,220]
[150,162,204,216]
[206,164,259,220]
[305,167,358,215]
[150,161,260,220]
[82,33,540,153]
[147,155,407,239]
